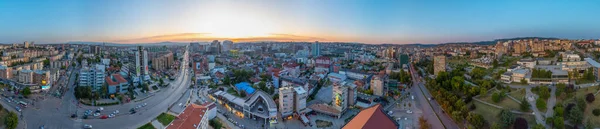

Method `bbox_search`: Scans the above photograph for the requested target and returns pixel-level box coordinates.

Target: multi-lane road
[11,45,192,129]
[409,63,459,129]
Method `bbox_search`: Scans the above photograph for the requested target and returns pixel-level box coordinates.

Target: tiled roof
[342,104,398,129]
[166,104,207,129]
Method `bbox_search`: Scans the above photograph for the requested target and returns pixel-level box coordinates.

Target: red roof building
[342,104,398,129]
[166,103,216,129]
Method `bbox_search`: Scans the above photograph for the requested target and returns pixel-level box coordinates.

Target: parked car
[406,110,413,114]
[71,114,78,118]
[83,124,92,129]
[142,103,147,107]
[100,115,108,119]
[97,107,104,111]
[113,110,119,114]
[108,114,115,118]
[93,113,100,117]
[15,106,21,112]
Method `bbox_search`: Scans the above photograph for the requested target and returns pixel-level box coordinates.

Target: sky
[1,0,600,44]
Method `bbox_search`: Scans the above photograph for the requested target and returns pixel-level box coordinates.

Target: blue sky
[1,0,599,44]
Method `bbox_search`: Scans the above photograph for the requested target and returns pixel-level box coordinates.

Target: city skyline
[2,0,600,44]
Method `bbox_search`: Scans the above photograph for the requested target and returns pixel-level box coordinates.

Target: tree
[554,117,564,129]
[466,113,484,128]
[492,92,502,103]
[531,124,545,129]
[577,97,587,111]
[513,117,528,129]
[4,111,18,129]
[538,86,550,100]
[520,98,530,111]
[418,116,431,129]
[555,106,564,117]
[536,99,546,111]
[593,109,600,116]
[492,59,499,68]
[556,83,566,96]
[567,105,584,124]
[499,109,515,128]
[223,76,231,85]
[209,119,222,129]
[22,87,31,97]
[586,93,595,103]
[240,91,247,97]
[491,122,502,129]
[43,59,50,67]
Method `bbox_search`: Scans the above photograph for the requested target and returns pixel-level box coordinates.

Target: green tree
[22,87,31,97]
[554,117,564,129]
[536,99,546,111]
[531,124,545,129]
[492,92,502,103]
[567,105,584,124]
[556,83,566,96]
[520,98,530,111]
[4,111,18,129]
[554,106,564,117]
[491,122,502,129]
[466,113,485,128]
[499,109,515,128]
[43,59,50,67]
[538,86,550,100]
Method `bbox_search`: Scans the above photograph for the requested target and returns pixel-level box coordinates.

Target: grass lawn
[471,101,502,124]
[0,109,8,128]
[157,113,176,126]
[137,123,156,129]
[316,120,333,128]
[509,89,526,100]
[478,93,520,110]
[573,87,598,99]
[583,93,600,128]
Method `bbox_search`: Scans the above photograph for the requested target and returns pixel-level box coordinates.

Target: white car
[406,110,413,114]
[83,124,93,129]
[98,107,104,111]
[93,113,100,116]
[108,114,115,118]
[387,111,393,115]
[113,110,119,114]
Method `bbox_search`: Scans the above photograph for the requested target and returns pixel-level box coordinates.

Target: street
[409,63,459,129]
[10,46,192,129]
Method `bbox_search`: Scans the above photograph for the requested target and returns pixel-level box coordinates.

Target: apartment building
[279,86,295,117]
[151,52,174,70]
[433,55,446,76]
[79,64,106,91]
[370,75,384,96]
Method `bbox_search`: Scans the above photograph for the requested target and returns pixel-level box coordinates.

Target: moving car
[113,110,119,114]
[100,115,108,119]
[93,113,100,116]
[406,110,413,114]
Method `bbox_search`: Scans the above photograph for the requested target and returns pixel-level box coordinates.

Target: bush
[4,111,18,129]
[586,93,595,103]
[536,99,546,110]
[593,109,600,116]
[520,98,530,111]
[492,92,502,103]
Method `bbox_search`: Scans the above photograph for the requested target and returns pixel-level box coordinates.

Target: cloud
[112,33,327,43]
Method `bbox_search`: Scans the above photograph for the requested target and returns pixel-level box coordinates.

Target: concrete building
[106,74,129,94]
[332,82,348,114]
[79,64,106,91]
[517,58,537,69]
[312,41,320,56]
[279,86,295,117]
[152,52,174,71]
[563,54,581,62]
[0,65,12,79]
[370,75,385,96]
[18,69,33,84]
[434,55,446,76]
[166,103,217,129]
[585,58,600,81]
[222,40,233,53]
[294,86,308,114]
[315,56,331,73]
[32,70,49,85]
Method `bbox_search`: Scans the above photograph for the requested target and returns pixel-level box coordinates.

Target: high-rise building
[279,86,295,117]
[434,55,446,76]
[24,41,30,48]
[152,52,174,71]
[312,41,320,56]
[332,82,348,113]
[370,75,385,96]
[0,65,12,79]
[143,50,148,75]
[79,64,106,91]
[18,69,33,84]
[222,40,233,53]
[278,85,308,118]
[135,51,141,77]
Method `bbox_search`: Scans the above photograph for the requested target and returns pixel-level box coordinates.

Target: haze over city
[1,0,600,44]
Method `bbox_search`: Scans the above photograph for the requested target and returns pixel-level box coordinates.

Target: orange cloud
[112,33,327,43]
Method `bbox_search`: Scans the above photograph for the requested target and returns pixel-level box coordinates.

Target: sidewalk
[151,120,165,129]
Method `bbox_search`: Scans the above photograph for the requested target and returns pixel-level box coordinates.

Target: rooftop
[342,104,398,129]
[166,104,207,129]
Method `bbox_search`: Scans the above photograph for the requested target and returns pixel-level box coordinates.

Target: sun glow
[189,2,278,38]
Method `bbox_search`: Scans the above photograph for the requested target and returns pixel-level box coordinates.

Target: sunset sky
[1,0,600,44]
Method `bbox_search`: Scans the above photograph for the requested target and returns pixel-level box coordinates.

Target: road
[409,63,459,129]
[19,45,191,129]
